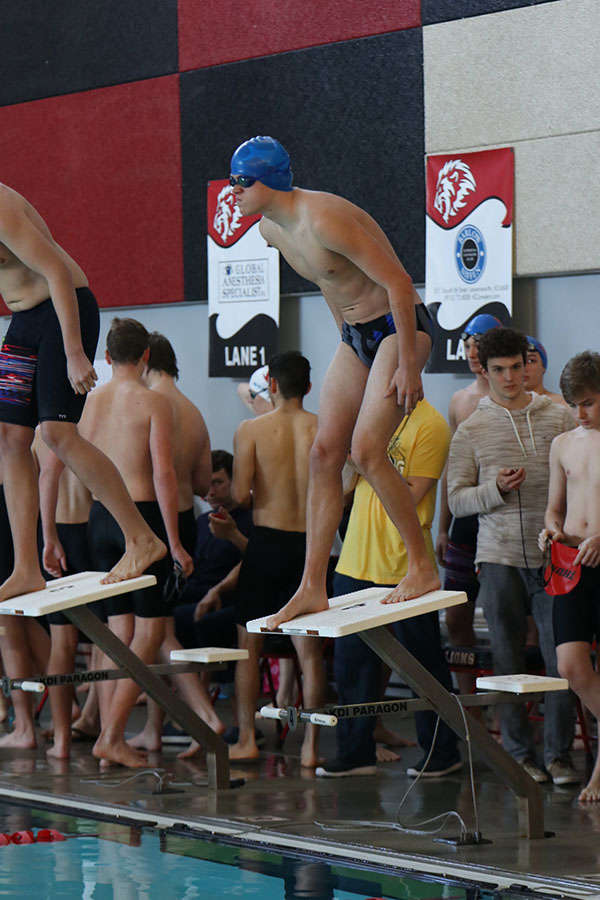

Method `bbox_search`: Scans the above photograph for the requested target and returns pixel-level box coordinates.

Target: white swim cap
[248,365,270,399]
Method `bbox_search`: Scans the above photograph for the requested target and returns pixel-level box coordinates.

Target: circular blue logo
[455,225,485,284]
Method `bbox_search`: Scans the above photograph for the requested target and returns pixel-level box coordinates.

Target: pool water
[0,801,551,899]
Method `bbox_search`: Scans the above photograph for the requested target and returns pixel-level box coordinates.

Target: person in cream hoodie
[448,327,579,787]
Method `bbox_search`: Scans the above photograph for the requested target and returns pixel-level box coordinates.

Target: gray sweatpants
[478,562,575,766]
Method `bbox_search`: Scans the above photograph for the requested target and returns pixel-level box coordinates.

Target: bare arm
[231,420,255,508]
[191,415,212,497]
[149,398,193,576]
[538,438,567,551]
[194,561,242,621]
[38,448,67,578]
[0,206,96,394]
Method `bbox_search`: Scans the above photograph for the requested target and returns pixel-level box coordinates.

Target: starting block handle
[15,680,46,693]
[259,705,337,728]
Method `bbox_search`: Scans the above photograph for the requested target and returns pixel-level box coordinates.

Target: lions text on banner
[207,179,279,377]
[425,148,514,373]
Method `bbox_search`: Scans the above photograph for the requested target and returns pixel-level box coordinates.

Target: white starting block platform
[170,647,249,663]
[246,587,467,638]
[0,571,157,617]
[476,674,569,694]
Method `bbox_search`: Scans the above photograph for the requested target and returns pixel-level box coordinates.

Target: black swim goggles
[229,174,257,188]
[163,560,187,605]
[460,331,483,343]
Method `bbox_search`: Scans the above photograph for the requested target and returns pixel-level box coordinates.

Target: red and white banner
[207,180,279,377]
[425,148,514,373]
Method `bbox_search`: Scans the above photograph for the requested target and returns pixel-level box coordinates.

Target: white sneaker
[547,757,581,785]
[519,757,549,783]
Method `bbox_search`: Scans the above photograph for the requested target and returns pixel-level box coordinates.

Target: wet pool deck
[1,702,599,899]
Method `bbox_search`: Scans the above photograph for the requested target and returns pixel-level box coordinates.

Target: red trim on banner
[207,180,261,248]
[426,148,514,230]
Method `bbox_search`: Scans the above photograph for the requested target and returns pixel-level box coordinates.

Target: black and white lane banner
[207,179,279,377]
[425,148,514,373]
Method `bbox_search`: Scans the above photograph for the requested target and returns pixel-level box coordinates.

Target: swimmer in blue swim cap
[230,136,293,193]
[524,335,568,407]
[229,137,441,628]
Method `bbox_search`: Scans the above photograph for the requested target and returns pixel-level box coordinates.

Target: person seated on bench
[448,327,578,786]
[316,399,461,778]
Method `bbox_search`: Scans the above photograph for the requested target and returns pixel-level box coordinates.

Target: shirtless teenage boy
[229,351,322,765]
[229,137,439,627]
[523,336,569,408]
[131,331,224,755]
[0,184,165,602]
[78,318,193,768]
[539,351,600,802]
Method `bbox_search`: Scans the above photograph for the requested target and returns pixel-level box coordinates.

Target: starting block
[170,647,248,663]
[247,587,467,637]
[476,674,569,694]
[0,570,156,617]
[0,571,231,789]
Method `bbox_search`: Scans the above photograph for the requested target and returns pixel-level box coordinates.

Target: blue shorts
[341,304,434,368]
[0,287,100,428]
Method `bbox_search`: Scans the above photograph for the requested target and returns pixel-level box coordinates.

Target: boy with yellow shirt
[316,400,461,778]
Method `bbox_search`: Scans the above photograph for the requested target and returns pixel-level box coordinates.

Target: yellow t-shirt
[336,400,450,584]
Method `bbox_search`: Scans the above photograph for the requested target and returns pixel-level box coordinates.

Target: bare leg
[228,626,263,761]
[47,624,79,759]
[557,643,600,802]
[291,635,325,768]
[71,644,102,739]
[350,336,440,603]
[131,618,224,756]
[93,615,165,768]
[0,424,46,600]
[0,617,37,748]
[0,660,9,723]
[41,421,166,583]
[267,345,368,628]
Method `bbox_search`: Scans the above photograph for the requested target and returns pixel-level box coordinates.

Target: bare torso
[556,428,600,544]
[243,407,317,531]
[259,189,421,326]
[150,377,210,511]
[78,378,168,502]
[0,184,88,311]
[449,378,489,430]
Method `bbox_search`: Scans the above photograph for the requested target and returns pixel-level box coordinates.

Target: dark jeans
[333,572,459,767]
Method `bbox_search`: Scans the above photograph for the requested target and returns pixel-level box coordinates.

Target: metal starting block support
[0,574,246,790]
[247,587,566,839]
[259,705,337,729]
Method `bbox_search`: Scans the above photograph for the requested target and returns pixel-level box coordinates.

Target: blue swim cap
[231,136,293,192]
[526,336,548,370]
[462,313,503,338]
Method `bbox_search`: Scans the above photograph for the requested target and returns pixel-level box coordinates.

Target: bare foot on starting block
[380,565,440,604]
[579,775,600,803]
[100,534,167,584]
[93,735,149,768]
[266,586,329,630]
[0,570,46,602]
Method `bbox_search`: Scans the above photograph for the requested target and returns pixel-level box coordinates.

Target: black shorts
[235,526,306,627]
[443,514,480,602]
[553,565,600,647]
[46,522,107,626]
[340,304,434,368]
[87,500,170,618]
[178,508,197,557]
[0,287,100,428]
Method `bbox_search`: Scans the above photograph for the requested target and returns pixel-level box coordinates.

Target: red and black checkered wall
[0,0,556,312]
